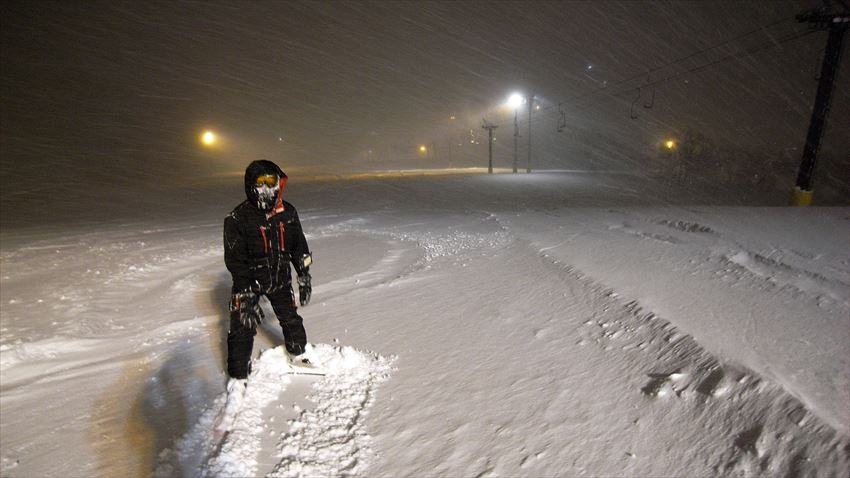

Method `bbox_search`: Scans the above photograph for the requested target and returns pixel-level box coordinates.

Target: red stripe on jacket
[259,226,269,253]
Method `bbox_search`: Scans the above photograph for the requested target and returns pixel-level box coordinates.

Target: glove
[230,289,264,328]
[294,253,312,306]
[293,252,312,277]
[297,273,311,306]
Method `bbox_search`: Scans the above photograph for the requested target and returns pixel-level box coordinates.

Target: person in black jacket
[223,159,313,379]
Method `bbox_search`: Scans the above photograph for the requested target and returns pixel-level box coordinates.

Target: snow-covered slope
[1,172,848,477]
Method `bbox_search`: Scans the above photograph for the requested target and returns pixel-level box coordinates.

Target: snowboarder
[223,159,313,380]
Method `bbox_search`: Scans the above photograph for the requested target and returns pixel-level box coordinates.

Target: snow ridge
[539,251,850,476]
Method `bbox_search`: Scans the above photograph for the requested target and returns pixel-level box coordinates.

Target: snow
[1,171,848,477]
[152,344,392,478]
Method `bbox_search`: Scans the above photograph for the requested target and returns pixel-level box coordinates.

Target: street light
[200,130,217,146]
[506,92,523,173]
[505,92,535,173]
[507,93,524,109]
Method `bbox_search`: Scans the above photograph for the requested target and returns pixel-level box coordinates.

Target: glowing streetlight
[665,139,677,150]
[201,130,217,146]
[507,92,524,109]
[506,92,524,173]
[419,145,427,153]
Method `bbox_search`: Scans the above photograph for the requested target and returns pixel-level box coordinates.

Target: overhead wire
[574,27,818,111]
[484,21,818,130]
[356,13,818,144]
[562,15,797,107]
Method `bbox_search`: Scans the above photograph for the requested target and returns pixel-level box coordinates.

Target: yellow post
[790,186,813,206]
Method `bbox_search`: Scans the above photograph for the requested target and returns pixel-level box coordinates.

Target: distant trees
[647,126,848,204]
[653,128,782,189]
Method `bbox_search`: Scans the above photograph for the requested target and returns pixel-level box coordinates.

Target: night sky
[1,0,847,208]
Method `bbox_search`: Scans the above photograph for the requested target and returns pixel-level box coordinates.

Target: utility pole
[791,6,849,206]
[525,93,534,173]
[482,120,498,174]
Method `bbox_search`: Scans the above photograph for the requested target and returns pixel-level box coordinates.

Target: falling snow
[1,1,849,477]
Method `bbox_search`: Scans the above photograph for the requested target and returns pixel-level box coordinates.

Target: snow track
[268,345,394,477]
[155,345,393,478]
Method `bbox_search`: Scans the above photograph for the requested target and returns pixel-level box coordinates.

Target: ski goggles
[255,175,278,187]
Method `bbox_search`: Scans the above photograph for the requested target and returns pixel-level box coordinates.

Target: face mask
[254,183,279,211]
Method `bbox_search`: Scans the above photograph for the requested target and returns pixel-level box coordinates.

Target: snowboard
[287,356,326,376]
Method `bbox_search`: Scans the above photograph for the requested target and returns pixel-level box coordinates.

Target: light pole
[527,93,534,173]
[513,110,519,173]
[448,115,455,168]
[507,93,523,174]
[482,120,498,174]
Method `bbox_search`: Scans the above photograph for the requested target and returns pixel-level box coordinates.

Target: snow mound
[155,344,394,478]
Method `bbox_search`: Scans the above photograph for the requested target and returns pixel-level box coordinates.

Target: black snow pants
[226,286,307,379]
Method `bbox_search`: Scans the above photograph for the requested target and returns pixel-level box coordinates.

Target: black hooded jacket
[224,160,310,293]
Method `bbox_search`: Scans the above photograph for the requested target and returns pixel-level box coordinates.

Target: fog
[1,0,848,228]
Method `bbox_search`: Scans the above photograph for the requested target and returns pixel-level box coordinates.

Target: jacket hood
[244,159,288,210]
